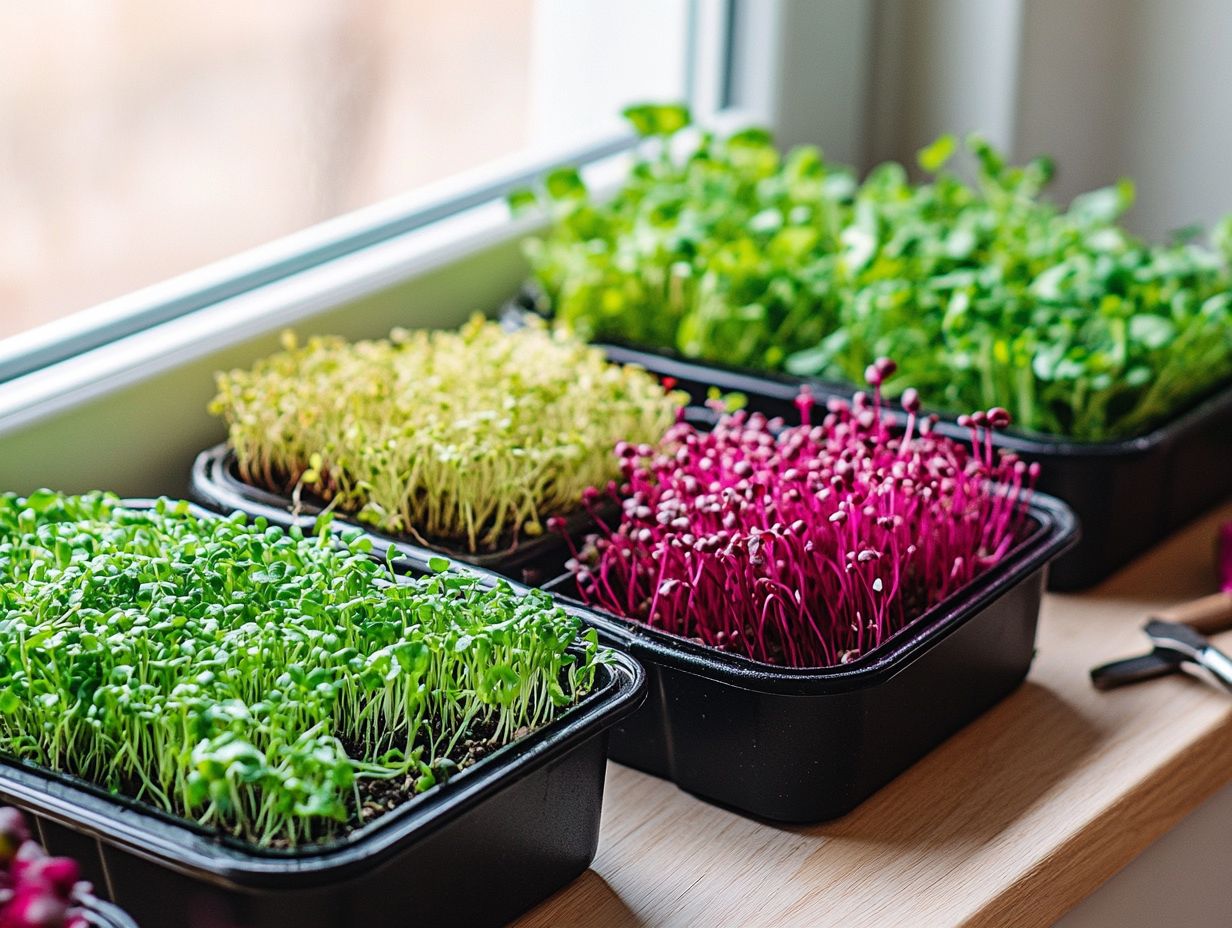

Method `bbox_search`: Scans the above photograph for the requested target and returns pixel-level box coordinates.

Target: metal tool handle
[1090,592,1232,693]
[1197,646,1232,692]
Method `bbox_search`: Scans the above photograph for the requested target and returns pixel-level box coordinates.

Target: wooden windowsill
[515,501,1232,928]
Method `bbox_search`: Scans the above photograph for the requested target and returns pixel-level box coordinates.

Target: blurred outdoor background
[0,0,688,337]
[3,0,1232,340]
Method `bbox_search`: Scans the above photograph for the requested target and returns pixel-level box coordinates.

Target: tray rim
[0,498,646,889]
[541,491,1078,695]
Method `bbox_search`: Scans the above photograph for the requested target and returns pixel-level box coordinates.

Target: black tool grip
[1090,651,1180,690]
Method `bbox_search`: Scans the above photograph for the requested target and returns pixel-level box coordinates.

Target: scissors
[1090,523,1232,692]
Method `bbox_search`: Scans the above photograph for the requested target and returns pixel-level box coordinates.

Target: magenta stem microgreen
[559,360,1038,667]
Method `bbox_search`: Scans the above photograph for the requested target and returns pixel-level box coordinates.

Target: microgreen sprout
[559,363,1037,667]
[210,315,682,553]
[0,806,98,928]
[516,104,1232,440]
[0,492,600,848]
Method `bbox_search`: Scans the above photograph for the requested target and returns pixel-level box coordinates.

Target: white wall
[864,0,1232,240]
[733,0,874,164]
[867,0,1022,163]
[527,0,691,146]
[1016,0,1232,240]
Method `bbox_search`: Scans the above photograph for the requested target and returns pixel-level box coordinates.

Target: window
[0,0,726,371]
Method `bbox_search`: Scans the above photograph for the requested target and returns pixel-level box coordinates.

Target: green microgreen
[515,104,1232,440]
[0,492,601,848]
[210,316,682,552]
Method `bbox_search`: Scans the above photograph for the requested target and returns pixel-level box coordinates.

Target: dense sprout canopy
[211,316,682,552]
[563,373,1037,668]
[518,104,1232,440]
[0,492,598,847]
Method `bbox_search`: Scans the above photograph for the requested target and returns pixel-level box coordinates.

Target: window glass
[0,0,692,340]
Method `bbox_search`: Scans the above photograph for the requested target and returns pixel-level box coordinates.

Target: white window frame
[0,0,872,491]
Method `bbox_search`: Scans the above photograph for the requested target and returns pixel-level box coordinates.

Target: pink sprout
[0,807,91,928]
[1219,522,1232,593]
[560,370,1038,668]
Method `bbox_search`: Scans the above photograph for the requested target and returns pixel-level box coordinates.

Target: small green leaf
[1071,178,1135,224]
[966,132,1005,179]
[727,127,774,148]
[917,134,957,173]
[621,102,691,138]
[507,188,538,214]
[544,167,586,201]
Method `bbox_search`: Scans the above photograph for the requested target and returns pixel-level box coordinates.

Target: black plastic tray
[78,898,140,928]
[0,500,647,928]
[541,492,1078,822]
[189,444,606,579]
[592,342,1232,591]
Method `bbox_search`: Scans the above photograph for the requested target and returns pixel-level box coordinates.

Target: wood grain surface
[514,502,1232,928]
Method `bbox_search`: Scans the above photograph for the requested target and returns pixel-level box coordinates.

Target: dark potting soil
[312,661,589,845]
[350,719,514,828]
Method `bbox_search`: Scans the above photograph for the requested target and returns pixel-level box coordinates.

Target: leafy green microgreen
[506,188,539,215]
[917,133,957,172]
[705,386,747,412]
[0,492,601,849]
[210,316,682,553]
[621,102,692,138]
[519,106,1232,441]
[544,167,586,201]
